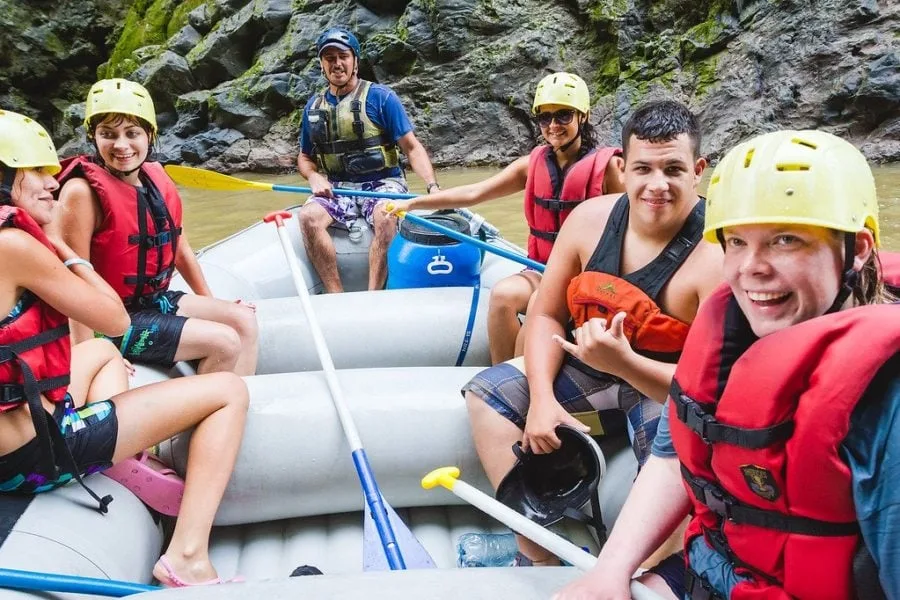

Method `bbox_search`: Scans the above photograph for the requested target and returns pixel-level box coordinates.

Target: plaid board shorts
[462,357,663,466]
[305,177,408,228]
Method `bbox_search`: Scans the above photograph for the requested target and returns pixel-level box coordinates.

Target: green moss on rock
[104,0,206,79]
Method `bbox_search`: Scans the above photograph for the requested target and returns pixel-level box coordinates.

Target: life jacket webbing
[670,380,794,448]
[0,326,111,513]
[124,177,179,305]
[680,464,859,536]
[529,228,558,242]
[584,195,705,300]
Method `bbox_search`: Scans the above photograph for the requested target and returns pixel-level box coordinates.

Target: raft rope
[455,278,481,367]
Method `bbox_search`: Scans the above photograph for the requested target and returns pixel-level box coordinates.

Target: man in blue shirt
[296,27,441,293]
[552,130,900,599]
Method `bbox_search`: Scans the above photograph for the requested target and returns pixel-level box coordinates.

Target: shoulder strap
[624,200,705,301]
[584,194,629,274]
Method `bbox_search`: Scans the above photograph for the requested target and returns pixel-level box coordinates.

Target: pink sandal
[103,451,184,516]
[154,556,244,588]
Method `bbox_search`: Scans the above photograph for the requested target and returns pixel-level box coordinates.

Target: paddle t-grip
[263,210,293,227]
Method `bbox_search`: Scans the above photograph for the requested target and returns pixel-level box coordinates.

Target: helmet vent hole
[793,138,817,150]
[775,164,810,172]
[743,148,754,168]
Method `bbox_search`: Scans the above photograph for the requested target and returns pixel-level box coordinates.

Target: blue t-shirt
[651,368,900,596]
[299,82,413,182]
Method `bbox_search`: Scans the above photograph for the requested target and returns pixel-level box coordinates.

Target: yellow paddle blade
[164,164,275,192]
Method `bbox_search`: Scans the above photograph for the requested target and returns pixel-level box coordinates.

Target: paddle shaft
[398,211,545,272]
[265,211,406,570]
[0,568,156,597]
[424,470,664,600]
[163,165,500,238]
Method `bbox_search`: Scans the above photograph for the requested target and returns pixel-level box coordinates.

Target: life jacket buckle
[685,567,726,600]
[702,484,733,521]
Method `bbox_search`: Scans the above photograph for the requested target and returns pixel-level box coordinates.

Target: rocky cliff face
[4,0,899,171]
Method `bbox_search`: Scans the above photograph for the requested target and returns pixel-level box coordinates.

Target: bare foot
[153,554,219,587]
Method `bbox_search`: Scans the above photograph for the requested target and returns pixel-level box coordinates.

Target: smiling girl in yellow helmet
[0,108,249,587]
[555,130,900,600]
[48,79,258,376]
[387,72,626,364]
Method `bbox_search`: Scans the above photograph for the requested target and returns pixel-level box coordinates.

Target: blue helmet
[316,27,361,58]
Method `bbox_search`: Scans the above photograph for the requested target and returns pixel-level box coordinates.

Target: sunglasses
[535,109,576,127]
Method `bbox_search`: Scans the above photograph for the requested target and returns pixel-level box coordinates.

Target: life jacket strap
[529,227,558,242]
[681,465,859,536]
[533,197,584,212]
[671,380,795,449]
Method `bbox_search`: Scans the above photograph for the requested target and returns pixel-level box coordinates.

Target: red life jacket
[0,205,71,413]
[524,145,622,263]
[565,195,704,363]
[57,157,183,308]
[669,284,900,599]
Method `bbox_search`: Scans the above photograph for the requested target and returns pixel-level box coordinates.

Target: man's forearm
[523,314,568,400]
[616,353,678,403]
[297,153,322,182]
[406,144,437,187]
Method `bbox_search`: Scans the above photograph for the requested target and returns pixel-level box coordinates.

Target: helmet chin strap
[0,165,16,205]
[825,232,859,315]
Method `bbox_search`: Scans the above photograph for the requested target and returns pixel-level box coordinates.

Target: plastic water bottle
[348,223,363,243]
[457,532,518,567]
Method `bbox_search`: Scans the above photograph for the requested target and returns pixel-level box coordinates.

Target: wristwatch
[426,182,440,193]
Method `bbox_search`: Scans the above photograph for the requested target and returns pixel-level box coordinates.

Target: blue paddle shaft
[0,568,156,597]
[273,183,414,201]
[352,449,406,570]
[401,212,545,273]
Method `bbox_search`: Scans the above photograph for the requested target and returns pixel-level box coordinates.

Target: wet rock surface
[3,0,899,171]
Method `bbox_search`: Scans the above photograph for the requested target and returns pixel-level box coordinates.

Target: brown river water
[180,164,900,253]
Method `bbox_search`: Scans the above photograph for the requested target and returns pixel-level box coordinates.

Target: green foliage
[103,0,206,78]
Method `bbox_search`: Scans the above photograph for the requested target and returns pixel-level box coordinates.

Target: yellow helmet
[0,109,61,175]
[83,79,157,135]
[705,130,879,246]
[532,72,590,115]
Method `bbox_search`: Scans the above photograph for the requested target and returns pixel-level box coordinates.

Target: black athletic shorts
[0,395,119,494]
[107,290,187,366]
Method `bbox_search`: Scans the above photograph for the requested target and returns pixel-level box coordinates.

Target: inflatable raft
[0,208,638,598]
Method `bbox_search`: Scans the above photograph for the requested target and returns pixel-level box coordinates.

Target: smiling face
[722,224,874,337]
[535,103,583,151]
[624,133,705,229]
[11,167,59,225]
[93,114,150,178]
[319,46,357,90]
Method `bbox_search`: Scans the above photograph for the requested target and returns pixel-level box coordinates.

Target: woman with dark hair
[387,72,625,364]
[0,109,249,587]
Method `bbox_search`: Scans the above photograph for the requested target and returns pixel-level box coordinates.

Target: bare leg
[175,295,258,376]
[487,272,540,364]
[299,202,342,293]
[466,391,558,564]
[110,373,249,585]
[68,338,129,405]
[368,209,397,291]
[173,318,241,375]
[513,288,541,358]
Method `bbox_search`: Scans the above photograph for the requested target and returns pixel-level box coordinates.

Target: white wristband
[64,258,94,271]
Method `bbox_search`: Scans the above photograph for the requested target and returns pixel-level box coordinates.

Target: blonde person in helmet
[0,109,249,587]
[49,79,258,376]
[554,130,900,600]
[387,72,626,364]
